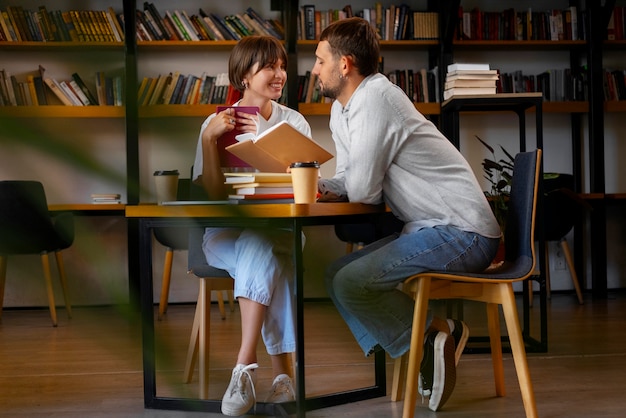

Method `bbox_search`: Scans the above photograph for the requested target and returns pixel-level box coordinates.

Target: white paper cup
[290,161,319,204]
[154,170,179,204]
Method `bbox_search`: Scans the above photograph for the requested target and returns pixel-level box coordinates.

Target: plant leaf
[475,135,495,154]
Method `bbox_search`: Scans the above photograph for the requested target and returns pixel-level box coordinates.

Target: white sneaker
[265,373,295,403]
[221,363,258,416]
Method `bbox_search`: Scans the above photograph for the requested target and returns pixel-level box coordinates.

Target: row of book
[0,67,122,106]
[299,4,439,41]
[0,4,282,43]
[133,4,283,42]
[443,63,498,101]
[0,6,123,42]
[456,6,584,41]
[608,6,626,41]
[497,68,587,102]
[138,72,240,106]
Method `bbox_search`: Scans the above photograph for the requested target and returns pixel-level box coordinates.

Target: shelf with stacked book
[0,105,125,118]
[452,39,587,50]
[0,41,123,50]
[297,102,441,116]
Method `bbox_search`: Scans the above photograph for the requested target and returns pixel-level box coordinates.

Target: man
[313,17,501,411]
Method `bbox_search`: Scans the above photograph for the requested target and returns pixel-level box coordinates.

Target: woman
[192,36,311,416]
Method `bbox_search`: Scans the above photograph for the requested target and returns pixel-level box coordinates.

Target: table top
[49,203,126,212]
[125,201,387,219]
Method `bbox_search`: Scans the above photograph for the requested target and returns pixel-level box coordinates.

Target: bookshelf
[1,0,625,308]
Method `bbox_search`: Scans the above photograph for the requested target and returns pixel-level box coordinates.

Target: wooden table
[126,202,389,417]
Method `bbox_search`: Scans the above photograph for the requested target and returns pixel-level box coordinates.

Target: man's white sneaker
[221,363,258,416]
[265,373,295,403]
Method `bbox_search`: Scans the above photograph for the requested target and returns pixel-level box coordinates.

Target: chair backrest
[0,180,64,254]
[502,149,542,273]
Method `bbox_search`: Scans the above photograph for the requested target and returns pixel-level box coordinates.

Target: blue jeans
[325,225,499,359]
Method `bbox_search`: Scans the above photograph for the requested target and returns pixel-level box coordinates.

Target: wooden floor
[1,291,626,417]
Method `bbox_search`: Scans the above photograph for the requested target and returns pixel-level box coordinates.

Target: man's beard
[319,70,345,100]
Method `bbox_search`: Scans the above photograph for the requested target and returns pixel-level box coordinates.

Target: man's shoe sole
[428,332,456,411]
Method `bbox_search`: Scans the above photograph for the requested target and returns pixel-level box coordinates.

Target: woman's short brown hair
[319,17,379,77]
[228,36,288,94]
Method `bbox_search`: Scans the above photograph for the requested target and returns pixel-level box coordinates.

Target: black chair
[392,150,541,418]
[0,180,73,326]
[334,212,405,253]
[154,178,234,320]
[531,173,587,304]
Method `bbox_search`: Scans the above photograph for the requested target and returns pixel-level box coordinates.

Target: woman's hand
[204,107,237,142]
[232,110,259,134]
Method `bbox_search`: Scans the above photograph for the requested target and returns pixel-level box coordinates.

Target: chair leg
[486,302,505,396]
[158,248,174,320]
[561,239,584,304]
[183,290,202,384]
[0,255,6,322]
[217,289,226,319]
[499,283,538,418]
[227,289,235,312]
[40,253,58,327]
[391,353,407,401]
[54,251,72,319]
[197,278,211,399]
[402,277,431,418]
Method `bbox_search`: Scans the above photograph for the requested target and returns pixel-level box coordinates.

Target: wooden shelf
[137,40,238,51]
[0,41,123,51]
[452,40,587,50]
[139,104,218,118]
[605,101,626,112]
[297,102,440,116]
[297,39,439,50]
[0,106,125,118]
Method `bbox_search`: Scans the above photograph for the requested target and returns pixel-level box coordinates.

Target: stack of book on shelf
[91,193,122,204]
[443,63,499,101]
[224,172,294,203]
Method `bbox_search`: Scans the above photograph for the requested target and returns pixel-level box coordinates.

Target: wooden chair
[391,150,541,418]
[182,227,235,400]
[0,180,73,327]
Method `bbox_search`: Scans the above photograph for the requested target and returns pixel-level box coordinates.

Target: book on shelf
[43,77,74,105]
[71,72,99,105]
[224,172,292,184]
[447,63,490,72]
[91,193,122,204]
[232,185,294,195]
[446,70,499,81]
[445,78,497,89]
[443,87,497,101]
[225,120,333,173]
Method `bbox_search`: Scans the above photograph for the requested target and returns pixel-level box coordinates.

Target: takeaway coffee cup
[153,170,179,204]
[289,161,320,204]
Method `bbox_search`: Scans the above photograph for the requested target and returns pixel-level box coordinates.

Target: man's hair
[319,17,380,77]
[228,36,288,93]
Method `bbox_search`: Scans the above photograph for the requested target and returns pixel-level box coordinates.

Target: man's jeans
[325,225,499,358]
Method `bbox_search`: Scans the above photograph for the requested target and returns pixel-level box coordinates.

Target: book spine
[170,10,191,40]
[107,7,124,41]
[43,78,74,105]
[33,75,48,105]
[71,73,99,104]
[144,2,170,40]
[302,5,315,40]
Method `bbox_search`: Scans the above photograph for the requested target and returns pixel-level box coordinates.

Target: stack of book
[443,63,499,100]
[224,172,294,203]
[91,193,122,204]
